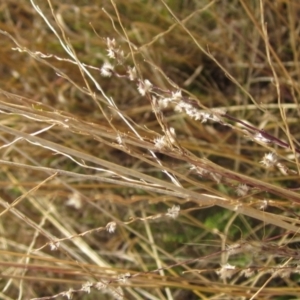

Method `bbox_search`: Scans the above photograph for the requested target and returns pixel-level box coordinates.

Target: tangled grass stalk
[1,0,300,299]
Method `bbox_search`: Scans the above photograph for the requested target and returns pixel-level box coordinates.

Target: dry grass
[1,0,300,299]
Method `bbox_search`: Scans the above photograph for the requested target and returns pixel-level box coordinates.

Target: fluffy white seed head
[137,79,153,96]
[100,61,114,77]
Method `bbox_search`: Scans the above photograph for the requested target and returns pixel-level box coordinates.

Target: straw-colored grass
[1,0,300,299]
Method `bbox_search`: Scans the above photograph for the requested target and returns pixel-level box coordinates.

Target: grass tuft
[1,0,300,299]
